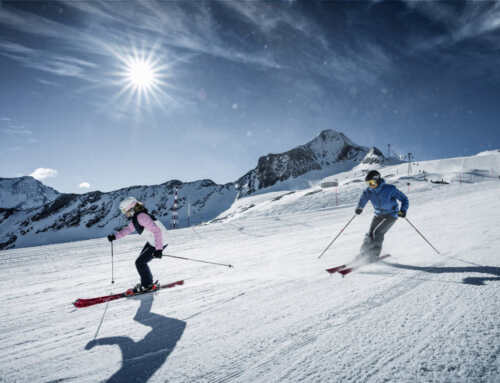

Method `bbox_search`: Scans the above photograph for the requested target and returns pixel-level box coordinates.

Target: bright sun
[112,46,172,109]
[126,59,155,88]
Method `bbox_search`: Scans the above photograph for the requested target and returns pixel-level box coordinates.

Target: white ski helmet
[119,197,141,215]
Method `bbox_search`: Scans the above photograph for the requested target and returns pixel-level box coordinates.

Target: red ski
[73,280,184,308]
[326,254,391,276]
[325,264,347,274]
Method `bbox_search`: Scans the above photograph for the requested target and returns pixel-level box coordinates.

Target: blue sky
[1,0,500,193]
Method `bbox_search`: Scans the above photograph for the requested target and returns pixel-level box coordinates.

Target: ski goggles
[366,180,378,188]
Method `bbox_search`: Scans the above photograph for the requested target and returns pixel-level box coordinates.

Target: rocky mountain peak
[361,147,385,164]
[235,129,368,196]
[0,176,60,209]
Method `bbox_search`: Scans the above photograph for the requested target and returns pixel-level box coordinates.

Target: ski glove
[107,234,116,242]
[153,249,163,259]
[355,208,363,215]
[398,210,407,218]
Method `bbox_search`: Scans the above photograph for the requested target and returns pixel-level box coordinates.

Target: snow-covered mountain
[0,176,60,209]
[235,130,381,196]
[1,130,389,250]
[4,131,494,251]
[210,149,500,224]
[0,179,237,250]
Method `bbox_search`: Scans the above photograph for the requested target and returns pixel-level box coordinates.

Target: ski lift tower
[407,152,413,176]
[171,187,178,229]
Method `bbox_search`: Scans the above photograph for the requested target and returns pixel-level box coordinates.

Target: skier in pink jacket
[107,197,169,293]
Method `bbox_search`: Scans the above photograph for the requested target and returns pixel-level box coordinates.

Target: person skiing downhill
[355,170,409,260]
[107,197,169,293]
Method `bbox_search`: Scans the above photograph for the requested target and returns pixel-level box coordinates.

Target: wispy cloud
[404,1,500,50]
[454,2,500,42]
[314,41,393,86]
[0,5,83,42]
[0,118,37,141]
[0,40,97,79]
[0,40,36,54]
[0,0,375,98]
[0,1,398,108]
[0,1,280,72]
[220,1,392,85]
[30,168,58,180]
[1,127,33,136]
[36,78,60,87]
[400,1,500,83]
[222,0,325,44]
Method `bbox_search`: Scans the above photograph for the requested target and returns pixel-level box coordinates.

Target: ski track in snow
[1,179,500,382]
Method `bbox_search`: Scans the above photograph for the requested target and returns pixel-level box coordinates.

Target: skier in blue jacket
[355,170,409,260]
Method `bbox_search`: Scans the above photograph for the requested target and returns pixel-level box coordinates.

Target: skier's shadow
[86,295,186,383]
[385,261,500,286]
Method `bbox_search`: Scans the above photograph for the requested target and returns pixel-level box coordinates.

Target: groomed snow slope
[1,168,499,382]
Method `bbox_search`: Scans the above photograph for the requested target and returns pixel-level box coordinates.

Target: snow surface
[1,157,500,382]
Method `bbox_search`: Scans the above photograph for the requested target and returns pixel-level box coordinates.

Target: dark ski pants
[359,214,397,259]
[136,243,155,287]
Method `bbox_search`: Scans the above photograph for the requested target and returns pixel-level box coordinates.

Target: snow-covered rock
[235,130,370,196]
[0,179,237,250]
[476,149,500,156]
[0,176,59,209]
[360,147,385,165]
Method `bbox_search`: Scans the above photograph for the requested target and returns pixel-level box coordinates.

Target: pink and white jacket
[115,212,168,250]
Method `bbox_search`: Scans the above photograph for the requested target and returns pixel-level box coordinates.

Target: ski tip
[325,265,347,274]
[73,299,90,308]
[162,280,185,288]
[338,268,352,276]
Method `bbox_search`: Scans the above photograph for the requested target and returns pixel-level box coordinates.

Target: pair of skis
[73,280,184,308]
[73,255,390,308]
[325,254,391,276]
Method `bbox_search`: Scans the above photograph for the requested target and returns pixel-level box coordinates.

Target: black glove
[355,208,363,215]
[398,210,407,218]
[107,234,116,242]
[153,249,163,259]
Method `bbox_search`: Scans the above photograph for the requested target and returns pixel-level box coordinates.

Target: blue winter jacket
[357,180,409,217]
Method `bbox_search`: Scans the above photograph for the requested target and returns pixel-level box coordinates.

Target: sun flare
[113,47,170,108]
[126,59,155,88]
[110,44,177,110]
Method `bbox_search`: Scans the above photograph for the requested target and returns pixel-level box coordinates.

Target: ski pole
[164,254,233,268]
[404,217,441,255]
[111,242,115,284]
[318,214,356,259]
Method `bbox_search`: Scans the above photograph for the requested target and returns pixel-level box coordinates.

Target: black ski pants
[136,243,155,287]
[359,214,397,259]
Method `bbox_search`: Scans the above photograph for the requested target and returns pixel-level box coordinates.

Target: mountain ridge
[0,130,388,249]
[235,130,377,196]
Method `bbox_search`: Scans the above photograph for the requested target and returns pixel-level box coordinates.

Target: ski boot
[126,281,159,296]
